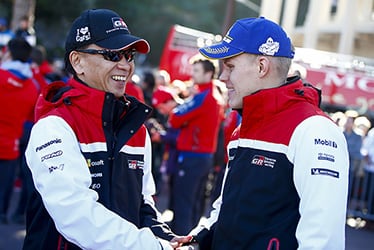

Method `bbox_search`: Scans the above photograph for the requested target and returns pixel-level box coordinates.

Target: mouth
[111,75,127,82]
[227,87,235,93]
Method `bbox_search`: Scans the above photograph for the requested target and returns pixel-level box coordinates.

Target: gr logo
[112,17,127,28]
[251,155,276,168]
[251,155,265,166]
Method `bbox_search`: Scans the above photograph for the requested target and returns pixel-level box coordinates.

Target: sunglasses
[75,48,136,62]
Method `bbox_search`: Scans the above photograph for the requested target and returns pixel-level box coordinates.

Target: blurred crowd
[0,16,70,225]
[330,109,374,217]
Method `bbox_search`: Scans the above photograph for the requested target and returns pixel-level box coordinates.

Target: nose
[117,57,132,70]
[219,69,229,82]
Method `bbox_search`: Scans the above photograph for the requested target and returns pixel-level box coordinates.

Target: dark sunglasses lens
[103,51,122,62]
[101,50,135,62]
[122,50,135,62]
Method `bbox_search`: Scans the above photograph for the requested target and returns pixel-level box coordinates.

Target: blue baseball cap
[199,17,294,59]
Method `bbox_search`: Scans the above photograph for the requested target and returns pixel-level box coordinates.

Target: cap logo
[75,26,91,43]
[258,37,279,56]
[112,17,128,29]
[223,36,233,43]
[204,46,230,55]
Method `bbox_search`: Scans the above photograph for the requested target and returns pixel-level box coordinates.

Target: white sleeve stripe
[238,138,288,154]
[120,145,146,155]
[79,142,146,155]
[80,142,107,152]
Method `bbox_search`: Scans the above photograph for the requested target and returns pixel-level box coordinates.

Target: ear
[257,56,269,77]
[69,51,84,75]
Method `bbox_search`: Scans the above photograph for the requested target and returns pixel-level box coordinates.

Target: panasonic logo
[314,138,337,148]
[36,138,62,152]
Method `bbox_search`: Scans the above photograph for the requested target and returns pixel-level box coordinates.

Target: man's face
[220,54,261,109]
[191,62,210,84]
[72,44,135,98]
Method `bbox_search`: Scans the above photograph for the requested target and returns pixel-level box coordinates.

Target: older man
[23,9,189,250]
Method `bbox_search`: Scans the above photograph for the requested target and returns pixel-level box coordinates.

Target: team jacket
[169,81,224,154]
[191,76,349,250]
[0,62,39,160]
[24,78,176,250]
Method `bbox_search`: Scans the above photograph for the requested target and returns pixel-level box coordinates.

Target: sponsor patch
[317,153,335,162]
[314,138,337,148]
[87,159,105,167]
[36,138,62,152]
[251,155,276,168]
[91,172,103,178]
[311,168,339,178]
[128,160,144,170]
[41,150,63,162]
[48,164,64,173]
[204,46,230,54]
[75,26,91,43]
[91,183,101,190]
[112,17,127,29]
[258,37,280,56]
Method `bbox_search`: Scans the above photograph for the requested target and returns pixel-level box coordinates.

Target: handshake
[165,235,199,250]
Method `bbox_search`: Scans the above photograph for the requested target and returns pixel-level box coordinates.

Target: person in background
[141,71,157,106]
[354,115,372,138]
[0,37,39,224]
[171,79,193,100]
[0,18,14,50]
[29,45,63,83]
[11,44,49,225]
[155,69,171,88]
[361,127,374,214]
[14,15,36,46]
[142,71,169,196]
[23,9,189,249]
[187,17,349,250]
[342,110,363,199]
[208,108,241,207]
[151,86,184,214]
[168,59,225,235]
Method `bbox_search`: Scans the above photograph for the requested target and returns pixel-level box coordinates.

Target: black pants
[171,154,213,235]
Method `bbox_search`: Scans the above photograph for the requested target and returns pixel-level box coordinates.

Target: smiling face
[69,44,135,98]
[219,54,262,109]
[218,53,285,110]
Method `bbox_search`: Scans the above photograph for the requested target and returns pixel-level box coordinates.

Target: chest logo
[128,160,144,170]
[87,159,105,168]
[251,155,276,168]
[311,168,339,178]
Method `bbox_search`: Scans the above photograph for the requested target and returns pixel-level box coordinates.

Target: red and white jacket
[191,77,349,250]
[25,78,175,250]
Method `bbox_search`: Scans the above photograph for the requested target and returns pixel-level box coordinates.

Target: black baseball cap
[65,9,150,54]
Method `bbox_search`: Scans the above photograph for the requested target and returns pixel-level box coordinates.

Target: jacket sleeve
[140,129,178,240]
[169,92,207,129]
[26,115,169,250]
[288,115,349,250]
